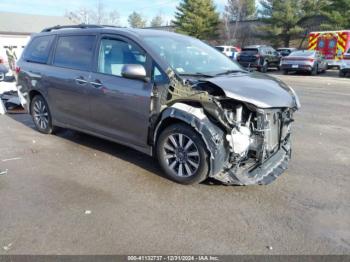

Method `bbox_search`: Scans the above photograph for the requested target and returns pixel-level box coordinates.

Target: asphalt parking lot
[0,70,349,255]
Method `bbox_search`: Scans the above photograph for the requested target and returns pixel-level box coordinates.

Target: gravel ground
[0,70,349,255]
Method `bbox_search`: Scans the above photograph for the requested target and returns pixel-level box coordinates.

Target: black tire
[156,123,209,185]
[323,64,328,73]
[283,70,288,75]
[261,60,268,73]
[310,64,318,75]
[276,65,281,71]
[339,70,346,77]
[30,95,54,134]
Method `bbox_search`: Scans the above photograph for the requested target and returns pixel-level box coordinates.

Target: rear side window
[53,35,95,71]
[23,35,54,64]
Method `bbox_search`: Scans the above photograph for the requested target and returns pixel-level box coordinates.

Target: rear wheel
[283,70,288,75]
[30,95,54,134]
[310,64,318,75]
[157,123,209,185]
[261,60,268,73]
[339,70,346,77]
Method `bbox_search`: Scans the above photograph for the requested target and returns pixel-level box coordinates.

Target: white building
[0,12,73,65]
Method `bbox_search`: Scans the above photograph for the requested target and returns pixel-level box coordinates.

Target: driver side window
[98,38,146,77]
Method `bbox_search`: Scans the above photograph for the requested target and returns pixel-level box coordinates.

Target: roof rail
[41,24,104,32]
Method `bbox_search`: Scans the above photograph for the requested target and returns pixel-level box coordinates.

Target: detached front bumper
[214,137,291,186]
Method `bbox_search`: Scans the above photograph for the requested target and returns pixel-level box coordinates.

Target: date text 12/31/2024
[127,256,219,261]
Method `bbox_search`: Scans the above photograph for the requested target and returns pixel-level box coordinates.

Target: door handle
[90,80,103,88]
[75,77,88,85]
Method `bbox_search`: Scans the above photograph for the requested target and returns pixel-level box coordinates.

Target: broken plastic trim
[154,103,228,177]
[160,68,233,131]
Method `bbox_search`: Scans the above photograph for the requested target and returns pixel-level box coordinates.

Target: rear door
[270,48,281,65]
[88,34,153,148]
[18,35,55,110]
[317,34,337,60]
[47,34,96,128]
[265,47,279,65]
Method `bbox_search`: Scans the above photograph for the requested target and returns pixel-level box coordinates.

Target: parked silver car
[281,50,327,75]
[17,25,300,186]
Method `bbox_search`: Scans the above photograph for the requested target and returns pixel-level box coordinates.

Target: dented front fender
[154,103,229,177]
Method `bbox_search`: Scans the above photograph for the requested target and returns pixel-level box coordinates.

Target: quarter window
[153,65,168,83]
[23,35,54,64]
[98,38,146,77]
[53,35,95,71]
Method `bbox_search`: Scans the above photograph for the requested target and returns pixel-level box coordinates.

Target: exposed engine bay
[152,69,299,185]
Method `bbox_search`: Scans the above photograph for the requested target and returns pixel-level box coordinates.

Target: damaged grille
[264,111,281,153]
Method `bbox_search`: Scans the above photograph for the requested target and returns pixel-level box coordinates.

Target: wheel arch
[28,90,44,114]
[153,103,229,177]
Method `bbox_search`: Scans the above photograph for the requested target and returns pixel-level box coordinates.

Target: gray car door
[47,34,96,129]
[88,35,153,148]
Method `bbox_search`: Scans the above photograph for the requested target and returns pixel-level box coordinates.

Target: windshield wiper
[215,69,248,76]
[179,72,214,78]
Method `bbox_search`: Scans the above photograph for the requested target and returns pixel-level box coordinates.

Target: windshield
[290,50,315,57]
[143,35,243,76]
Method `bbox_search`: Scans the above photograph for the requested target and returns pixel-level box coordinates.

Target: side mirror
[121,64,148,82]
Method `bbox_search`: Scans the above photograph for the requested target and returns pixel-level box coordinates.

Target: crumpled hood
[206,72,300,109]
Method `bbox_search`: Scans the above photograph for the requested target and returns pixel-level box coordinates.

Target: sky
[0,0,228,26]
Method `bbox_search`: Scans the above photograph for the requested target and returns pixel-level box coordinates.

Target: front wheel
[30,95,54,134]
[156,123,209,185]
[339,70,346,77]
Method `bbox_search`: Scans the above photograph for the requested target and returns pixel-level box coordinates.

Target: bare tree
[224,0,256,42]
[66,7,91,24]
[65,0,120,26]
[94,0,105,25]
[222,12,231,42]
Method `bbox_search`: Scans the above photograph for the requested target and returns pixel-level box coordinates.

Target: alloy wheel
[162,133,200,177]
[33,99,49,130]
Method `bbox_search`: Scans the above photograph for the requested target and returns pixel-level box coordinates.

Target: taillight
[15,66,21,74]
[308,58,315,63]
[0,58,3,64]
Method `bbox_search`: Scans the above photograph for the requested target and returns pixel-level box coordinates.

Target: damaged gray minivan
[17,25,300,185]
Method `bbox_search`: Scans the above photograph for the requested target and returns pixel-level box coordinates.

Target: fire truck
[308,30,350,68]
